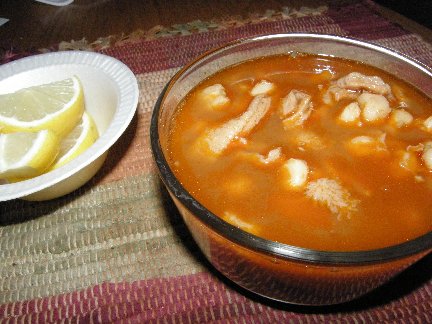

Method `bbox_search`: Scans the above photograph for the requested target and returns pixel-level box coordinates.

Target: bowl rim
[150,33,432,265]
[0,51,139,201]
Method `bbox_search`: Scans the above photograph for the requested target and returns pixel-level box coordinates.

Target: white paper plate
[35,0,73,6]
[0,51,139,201]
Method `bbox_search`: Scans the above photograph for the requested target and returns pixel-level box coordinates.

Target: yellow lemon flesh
[50,111,99,170]
[0,76,84,138]
[0,130,60,180]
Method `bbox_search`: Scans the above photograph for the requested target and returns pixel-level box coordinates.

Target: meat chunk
[305,178,359,218]
[281,158,309,189]
[280,90,313,128]
[357,93,391,122]
[250,80,275,96]
[201,84,230,107]
[205,95,271,154]
[336,72,392,95]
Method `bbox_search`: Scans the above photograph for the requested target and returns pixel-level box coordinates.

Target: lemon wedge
[50,111,99,170]
[0,76,84,138]
[0,130,60,179]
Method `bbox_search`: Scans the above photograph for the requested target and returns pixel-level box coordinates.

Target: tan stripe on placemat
[90,68,180,186]
[373,34,432,65]
[0,173,205,303]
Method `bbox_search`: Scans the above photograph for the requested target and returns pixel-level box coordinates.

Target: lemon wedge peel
[0,76,84,138]
[0,130,60,180]
[50,111,99,170]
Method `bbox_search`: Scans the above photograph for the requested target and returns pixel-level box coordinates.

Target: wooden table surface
[1,0,431,54]
[0,1,432,321]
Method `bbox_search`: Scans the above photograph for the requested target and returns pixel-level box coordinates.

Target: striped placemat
[1,0,431,322]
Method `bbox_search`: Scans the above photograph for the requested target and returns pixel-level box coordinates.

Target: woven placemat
[1,0,431,322]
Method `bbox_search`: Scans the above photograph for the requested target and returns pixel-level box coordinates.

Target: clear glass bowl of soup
[150,33,432,305]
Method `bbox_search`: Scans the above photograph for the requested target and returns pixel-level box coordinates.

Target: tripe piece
[280,89,313,128]
[205,95,271,154]
[201,84,230,107]
[259,147,282,164]
[322,85,359,104]
[238,147,283,166]
[305,178,359,218]
[250,80,275,96]
[336,72,392,95]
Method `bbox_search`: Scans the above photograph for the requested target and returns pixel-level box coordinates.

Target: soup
[167,54,432,251]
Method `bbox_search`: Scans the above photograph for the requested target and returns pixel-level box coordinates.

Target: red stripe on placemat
[100,15,344,75]
[327,1,409,40]
[99,2,413,76]
[1,272,431,323]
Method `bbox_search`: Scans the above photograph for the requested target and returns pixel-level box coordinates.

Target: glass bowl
[150,33,432,305]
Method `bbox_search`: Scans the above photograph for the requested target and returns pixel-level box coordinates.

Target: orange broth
[167,54,432,251]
